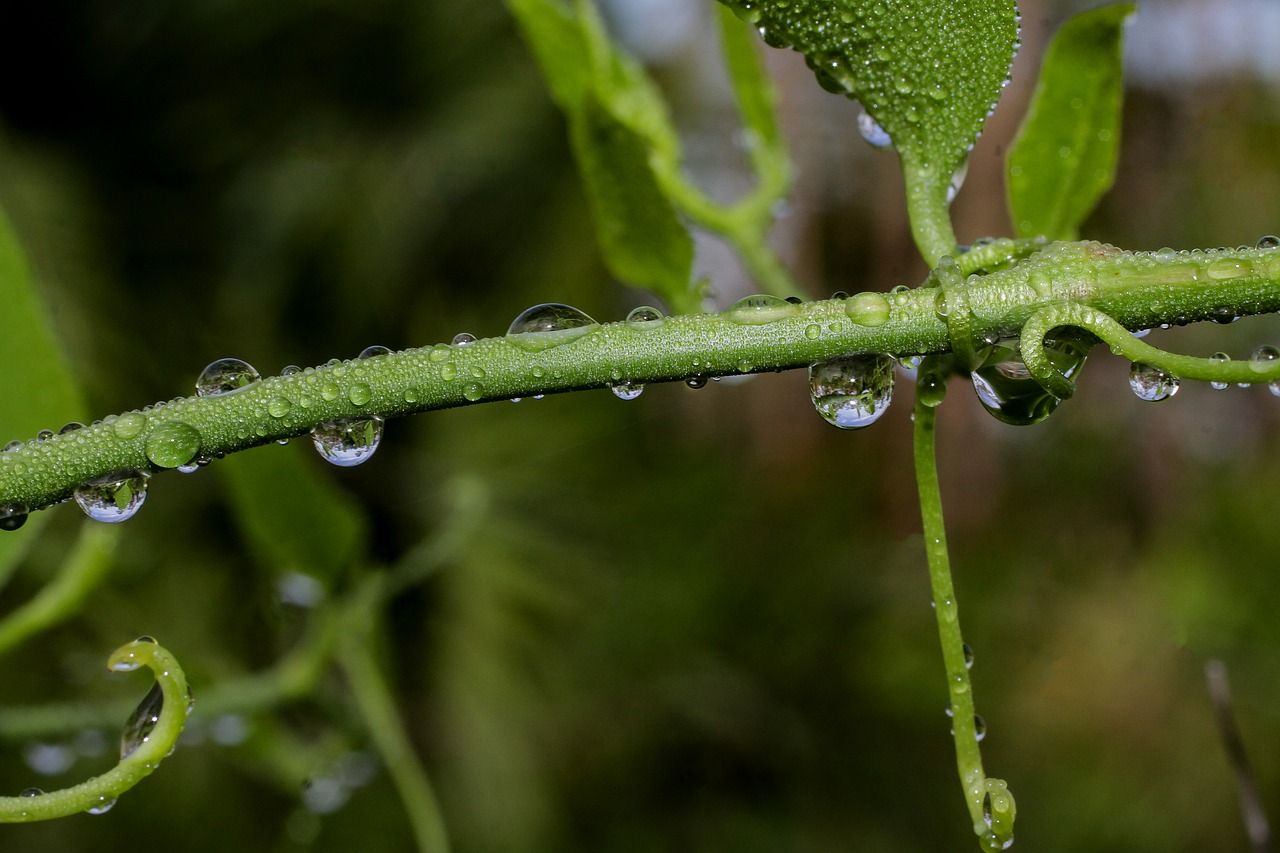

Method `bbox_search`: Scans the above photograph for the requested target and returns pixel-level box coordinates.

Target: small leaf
[568,93,694,312]
[506,0,593,110]
[717,0,1019,260]
[1007,4,1136,241]
[0,205,85,578]
[218,444,366,588]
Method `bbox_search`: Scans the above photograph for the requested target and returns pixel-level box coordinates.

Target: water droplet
[686,377,708,389]
[121,681,164,759]
[3,439,21,452]
[1256,235,1280,250]
[808,354,895,429]
[844,292,891,327]
[963,643,974,670]
[1249,344,1280,377]
[625,305,664,327]
[973,715,987,742]
[857,112,893,149]
[1210,352,1230,390]
[358,345,391,360]
[1128,362,1179,401]
[35,429,54,442]
[946,159,969,204]
[462,383,483,401]
[60,422,85,435]
[281,364,302,376]
[347,382,372,406]
[506,303,598,351]
[1211,307,1239,324]
[20,787,43,797]
[86,796,117,815]
[144,421,201,469]
[114,413,148,441]
[0,503,28,532]
[804,323,821,340]
[310,417,384,467]
[724,294,799,325]
[75,471,149,523]
[267,396,292,418]
[971,336,1089,425]
[1207,258,1248,280]
[196,358,261,397]
[451,332,476,347]
[611,381,644,401]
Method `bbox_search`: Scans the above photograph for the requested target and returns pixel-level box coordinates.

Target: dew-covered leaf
[218,444,366,588]
[568,93,694,312]
[717,0,1019,258]
[0,205,85,578]
[1007,4,1135,241]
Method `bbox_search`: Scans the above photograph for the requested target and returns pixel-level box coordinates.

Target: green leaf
[1007,4,1135,241]
[506,0,593,110]
[568,93,695,312]
[717,0,1019,263]
[0,205,85,579]
[218,444,367,588]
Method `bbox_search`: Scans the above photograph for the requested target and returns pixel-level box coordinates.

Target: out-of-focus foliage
[0,1,1275,851]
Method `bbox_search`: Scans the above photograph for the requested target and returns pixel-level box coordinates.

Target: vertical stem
[912,396,989,837]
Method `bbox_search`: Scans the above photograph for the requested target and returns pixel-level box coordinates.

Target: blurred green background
[0,0,1278,850]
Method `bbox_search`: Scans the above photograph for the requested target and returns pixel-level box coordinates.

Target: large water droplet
[358,345,391,360]
[1128,362,1179,401]
[506,303,598,351]
[120,681,164,760]
[1256,235,1280,250]
[451,332,476,347]
[809,354,895,429]
[144,421,202,469]
[310,417,384,467]
[0,504,28,532]
[611,381,644,401]
[844,292,891,327]
[113,413,147,440]
[857,112,893,149]
[196,358,261,397]
[75,471,149,523]
[724,294,799,325]
[970,337,1089,425]
[625,305,664,327]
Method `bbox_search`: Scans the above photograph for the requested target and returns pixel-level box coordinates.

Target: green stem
[902,152,958,266]
[3,242,1280,518]
[912,393,1015,851]
[337,579,450,853]
[0,639,189,821]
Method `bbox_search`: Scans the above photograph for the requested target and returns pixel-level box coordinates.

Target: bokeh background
[0,0,1278,850]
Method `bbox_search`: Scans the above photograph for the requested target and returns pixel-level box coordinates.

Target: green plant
[0,0,1277,849]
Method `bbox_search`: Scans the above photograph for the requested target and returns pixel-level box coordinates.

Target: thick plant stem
[913,397,1014,850]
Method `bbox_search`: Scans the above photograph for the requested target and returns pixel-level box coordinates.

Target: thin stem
[0,639,189,821]
[902,153,958,266]
[913,392,1014,850]
[337,579,450,853]
[1205,660,1272,853]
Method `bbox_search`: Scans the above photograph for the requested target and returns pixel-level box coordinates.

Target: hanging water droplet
[506,303,598,351]
[144,421,202,469]
[1210,352,1231,390]
[358,345,391,360]
[86,796,117,815]
[808,354,895,429]
[857,111,893,149]
[310,417,384,467]
[963,643,974,670]
[724,294,799,325]
[451,332,477,347]
[611,381,644,401]
[686,377,708,389]
[946,159,969,204]
[120,681,164,760]
[0,503,28,532]
[75,471,149,523]
[625,305,664,327]
[843,292,891,327]
[973,715,987,742]
[1128,362,1179,401]
[970,336,1090,425]
[1256,235,1280,250]
[196,358,261,397]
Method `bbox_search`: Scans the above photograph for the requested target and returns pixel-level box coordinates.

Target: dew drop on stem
[451,332,477,347]
[724,294,799,325]
[196,358,261,397]
[144,421,202,469]
[310,417,384,467]
[611,381,644,401]
[857,111,893,149]
[625,306,664,327]
[808,354,895,429]
[1128,362,1179,402]
[970,336,1089,425]
[75,471,150,523]
[358,345,391,360]
[1210,352,1230,390]
[86,796,117,815]
[506,303,598,352]
[1256,235,1280,250]
[120,681,164,760]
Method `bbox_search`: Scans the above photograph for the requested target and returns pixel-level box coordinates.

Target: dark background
[0,0,1277,850]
